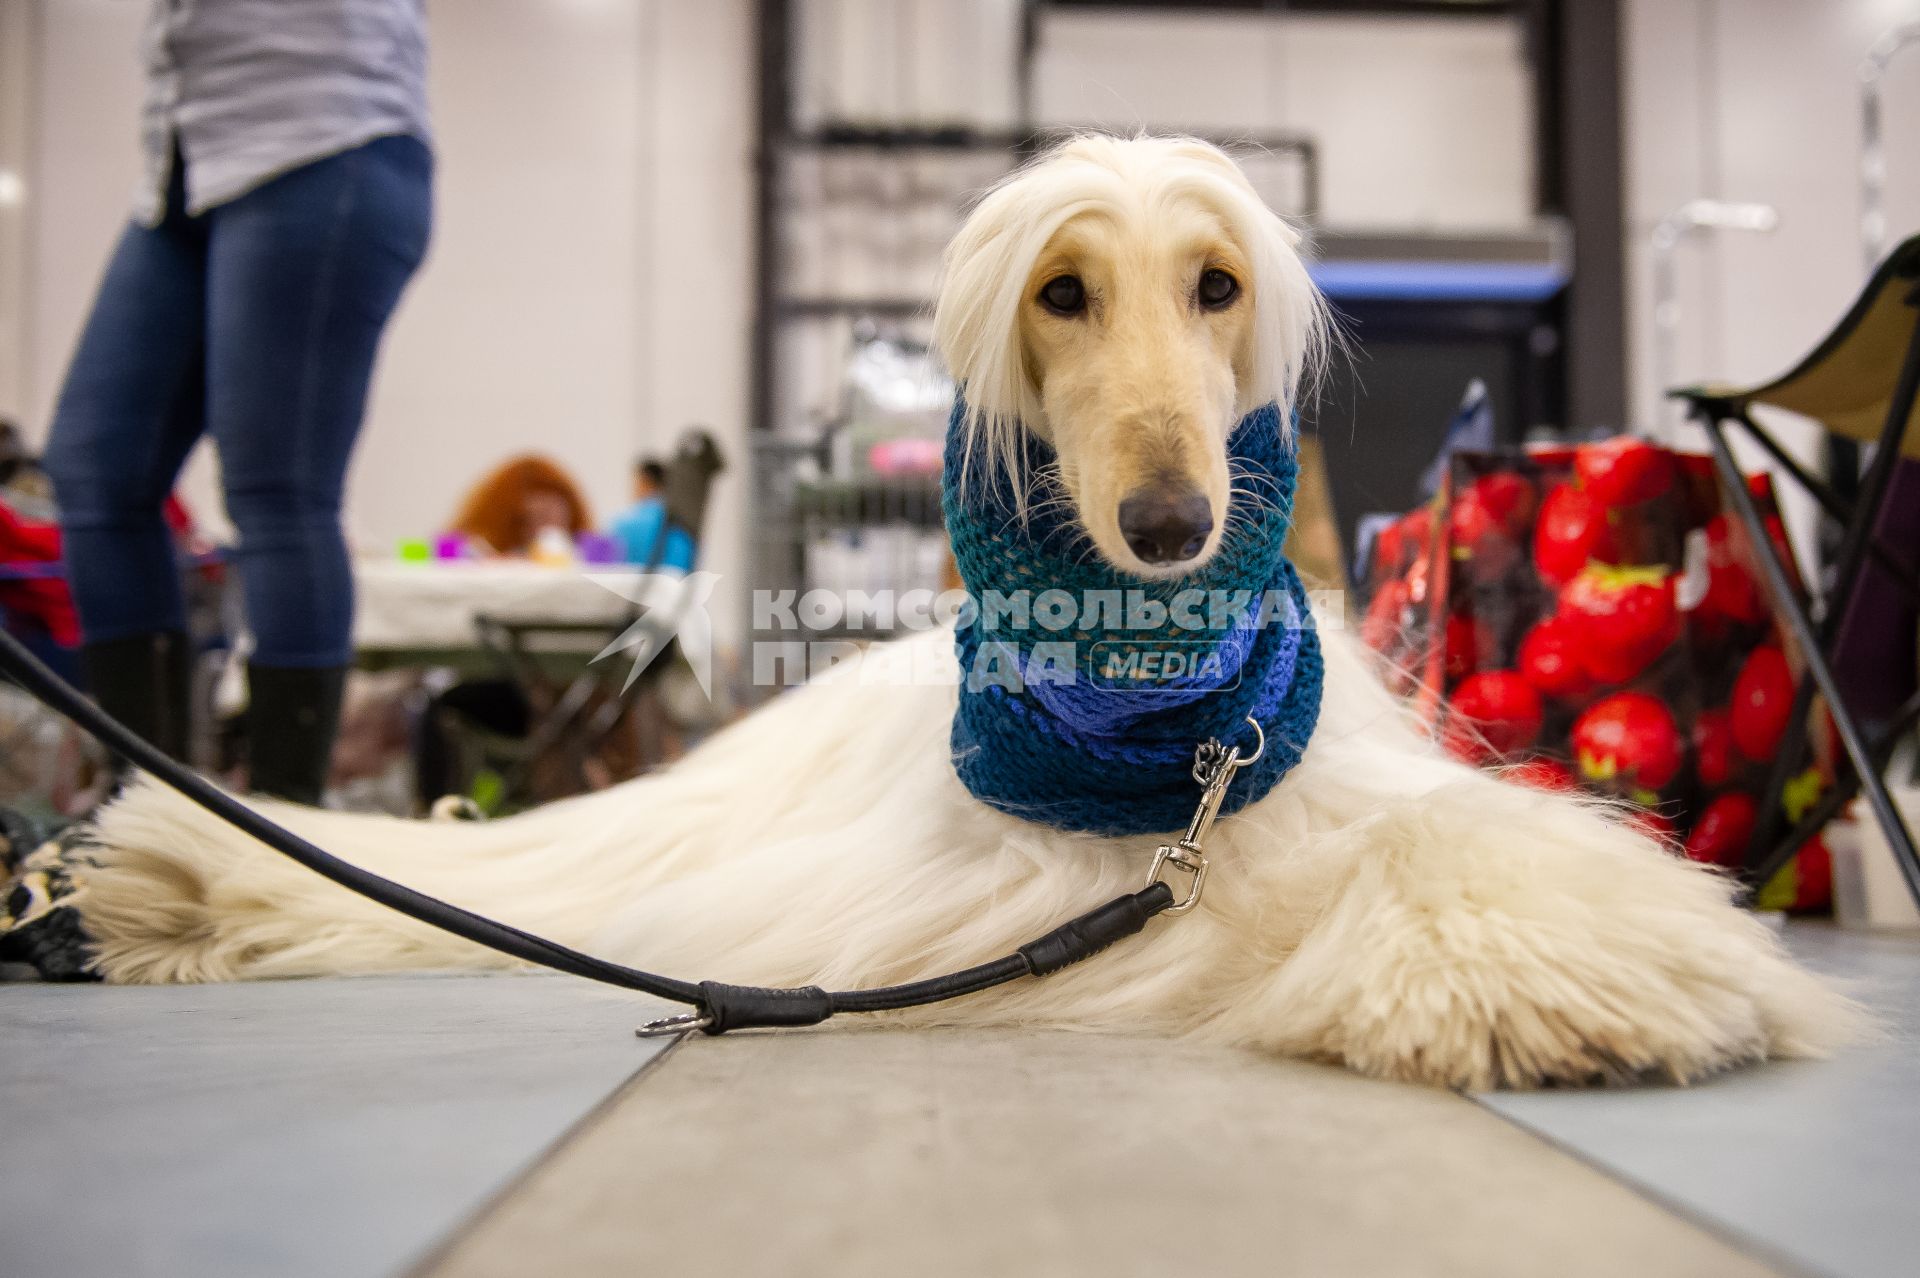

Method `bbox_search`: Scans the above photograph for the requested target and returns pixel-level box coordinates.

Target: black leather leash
[0,626,1262,1035]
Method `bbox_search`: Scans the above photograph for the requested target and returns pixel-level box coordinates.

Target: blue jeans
[45,135,432,667]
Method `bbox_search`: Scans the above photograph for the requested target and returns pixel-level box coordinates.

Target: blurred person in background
[0,418,49,499]
[447,455,593,558]
[0,484,81,685]
[608,455,695,571]
[42,0,434,805]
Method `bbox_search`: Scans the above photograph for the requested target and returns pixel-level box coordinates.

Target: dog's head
[934,135,1328,579]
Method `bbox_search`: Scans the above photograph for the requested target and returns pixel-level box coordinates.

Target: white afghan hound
[42,136,1859,1089]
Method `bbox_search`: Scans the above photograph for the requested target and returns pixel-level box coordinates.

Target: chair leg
[498,674,601,805]
[1750,674,1817,872]
[1698,408,1920,910]
[1744,688,1920,891]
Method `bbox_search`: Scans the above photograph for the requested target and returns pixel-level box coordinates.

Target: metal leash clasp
[1146,716,1264,915]
[636,1011,712,1038]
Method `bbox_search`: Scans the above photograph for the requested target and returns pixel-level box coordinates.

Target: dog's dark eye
[1038,275,1086,316]
[1198,268,1239,309]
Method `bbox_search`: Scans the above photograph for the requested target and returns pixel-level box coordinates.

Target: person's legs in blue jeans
[42,169,209,760]
[205,135,432,800]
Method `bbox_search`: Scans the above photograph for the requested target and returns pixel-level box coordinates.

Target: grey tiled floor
[0,974,674,1278]
[1475,924,1920,1278]
[3,925,1916,1278]
[421,1026,1781,1278]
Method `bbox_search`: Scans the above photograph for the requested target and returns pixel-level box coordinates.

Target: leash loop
[1148,716,1262,915]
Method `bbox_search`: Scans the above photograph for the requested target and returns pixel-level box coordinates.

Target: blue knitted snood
[943,399,1323,836]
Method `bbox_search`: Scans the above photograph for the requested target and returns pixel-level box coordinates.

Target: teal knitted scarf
[943,399,1323,836]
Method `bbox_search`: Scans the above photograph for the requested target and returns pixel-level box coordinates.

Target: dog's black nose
[1117,486,1214,565]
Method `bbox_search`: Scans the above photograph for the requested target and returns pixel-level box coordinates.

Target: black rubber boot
[78,631,193,765]
[245,663,347,805]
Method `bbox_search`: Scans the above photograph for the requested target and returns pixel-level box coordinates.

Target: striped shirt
[135,0,432,226]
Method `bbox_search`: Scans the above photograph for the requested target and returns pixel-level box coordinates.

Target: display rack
[744,1,1319,671]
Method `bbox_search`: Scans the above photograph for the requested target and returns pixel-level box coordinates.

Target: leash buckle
[1146,717,1265,915]
[1147,841,1210,913]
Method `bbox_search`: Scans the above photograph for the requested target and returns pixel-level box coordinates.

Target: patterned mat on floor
[1,812,100,981]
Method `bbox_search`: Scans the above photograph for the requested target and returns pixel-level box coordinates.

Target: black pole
[1545,0,1627,434]
[748,0,791,439]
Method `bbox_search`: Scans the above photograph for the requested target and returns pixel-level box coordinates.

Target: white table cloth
[352,560,678,652]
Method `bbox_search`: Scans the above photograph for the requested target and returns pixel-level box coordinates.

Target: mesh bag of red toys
[1360,436,1833,911]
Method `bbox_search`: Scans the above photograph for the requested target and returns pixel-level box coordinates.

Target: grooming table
[353,427,721,666]
[352,560,679,655]
[353,561,704,804]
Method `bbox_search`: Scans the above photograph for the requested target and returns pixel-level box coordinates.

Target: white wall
[1032,9,1536,231]
[1623,0,1920,564]
[10,0,756,641]
[792,0,1024,131]
[1624,0,1920,430]
[357,0,650,557]
[0,0,31,422]
[635,0,754,646]
[788,4,1534,229]
[21,0,152,448]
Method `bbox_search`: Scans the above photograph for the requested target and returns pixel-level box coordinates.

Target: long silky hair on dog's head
[933,134,1330,575]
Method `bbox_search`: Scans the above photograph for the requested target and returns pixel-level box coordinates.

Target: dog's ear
[1160,139,1328,427]
[933,155,1093,491]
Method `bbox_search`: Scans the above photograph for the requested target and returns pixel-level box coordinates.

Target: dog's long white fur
[65,137,1862,1089]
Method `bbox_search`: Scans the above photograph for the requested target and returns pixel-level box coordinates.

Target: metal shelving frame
[744,2,1321,667]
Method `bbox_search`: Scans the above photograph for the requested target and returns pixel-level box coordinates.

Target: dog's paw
[1242,791,1868,1089]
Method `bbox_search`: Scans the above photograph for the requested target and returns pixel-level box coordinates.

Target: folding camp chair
[1675,233,1920,910]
